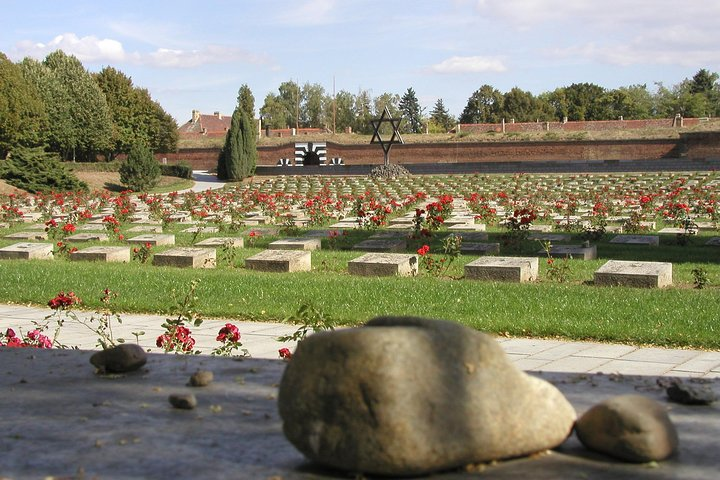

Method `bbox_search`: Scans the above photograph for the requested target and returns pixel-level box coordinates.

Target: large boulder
[575,394,679,462]
[278,317,576,476]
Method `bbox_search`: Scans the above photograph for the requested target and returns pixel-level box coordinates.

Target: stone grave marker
[0,242,53,260]
[594,260,672,288]
[658,227,697,235]
[461,243,500,255]
[538,244,597,260]
[245,249,311,272]
[0,222,9,229]
[21,212,41,222]
[127,234,175,246]
[76,224,106,232]
[348,253,418,277]
[195,237,244,248]
[447,232,489,242]
[152,247,216,268]
[70,246,130,263]
[448,223,486,232]
[465,257,539,283]
[269,237,321,251]
[4,231,48,241]
[610,235,660,246]
[328,221,357,229]
[527,224,553,232]
[181,226,220,234]
[529,233,572,242]
[369,231,409,240]
[352,238,407,253]
[65,233,110,243]
[127,225,163,233]
[704,237,720,246]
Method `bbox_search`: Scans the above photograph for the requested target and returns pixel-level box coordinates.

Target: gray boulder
[575,394,679,462]
[277,316,576,476]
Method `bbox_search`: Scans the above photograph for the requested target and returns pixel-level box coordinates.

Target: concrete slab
[465,256,539,282]
[538,244,597,260]
[1,349,718,479]
[127,234,176,246]
[352,238,407,252]
[705,237,720,246]
[69,246,130,263]
[127,225,163,233]
[348,253,418,277]
[152,247,216,268]
[181,226,220,233]
[447,223,487,232]
[269,237,322,251]
[4,231,48,241]
[0,242,53,260]
[461,242,500,255]
[245,249,311,273]
[609,234,660,246]
[65,233,110,242]
[195,237,244,248]
[529,233,572,242]
[594,260,673,288]
[447,232,489,242]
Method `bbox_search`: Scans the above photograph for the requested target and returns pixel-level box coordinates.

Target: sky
[3,0,719,125]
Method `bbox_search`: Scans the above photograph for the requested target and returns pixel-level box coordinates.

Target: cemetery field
[0,170,719,349]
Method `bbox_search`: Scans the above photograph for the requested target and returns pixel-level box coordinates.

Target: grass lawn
[0,223,718,350]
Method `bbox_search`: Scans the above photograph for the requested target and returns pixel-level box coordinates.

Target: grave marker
[153,247,216,268]
[0,242,53,260]
[594,260,672,288]
[610,235,660,246]
[269,238,322,251]
[245,250,311,273]
[127,234,175,246]
[70,246,130,263]
[465,257,539,283]
[352,238,407,252]
[348,253,418,277]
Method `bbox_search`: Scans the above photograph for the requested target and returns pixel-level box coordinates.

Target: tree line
[261,69,720,135]
[0,50,178,161]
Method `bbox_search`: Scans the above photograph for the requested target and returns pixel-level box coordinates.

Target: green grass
[0,223,718,349]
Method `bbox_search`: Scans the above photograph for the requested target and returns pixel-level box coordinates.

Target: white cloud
[431,56,507,74]
[144,45,269,68]
[13,33,126,63]
[12,33,270,69]
[274,0,339,26]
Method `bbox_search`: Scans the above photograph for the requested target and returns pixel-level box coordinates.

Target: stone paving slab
[1,349,718,479]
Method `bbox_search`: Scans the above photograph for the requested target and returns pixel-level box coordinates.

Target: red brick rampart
[157,132,719,171]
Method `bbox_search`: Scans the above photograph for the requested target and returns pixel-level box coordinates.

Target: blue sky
[3,0,719,124]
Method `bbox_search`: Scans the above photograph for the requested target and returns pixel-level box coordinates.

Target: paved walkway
[2,303,718,378]
[186,170,228,192]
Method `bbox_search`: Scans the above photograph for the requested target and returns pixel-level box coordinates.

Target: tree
[353,89,374,134]
[334,90,355,133]
[399,87,424,133]
[259,80,300,129]
[499,87,553,122]
[237,84,255,121]
[373,92,401,135]
[429,98,455,132]
[0,53,48,158]
[690,69,718,95]
[218,103,256,181]
[94,67,177,158]
[1,146,87,193]
[300,82,328,128]
[119,142,160,191]
[560,83,606,121]
[459,85,503,124]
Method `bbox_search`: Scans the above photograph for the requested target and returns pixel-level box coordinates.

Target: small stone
[168,393,197,410]
[90,344,147,374]
[666,382,717,405]
[575,394,678,462]
[188,370,214,387]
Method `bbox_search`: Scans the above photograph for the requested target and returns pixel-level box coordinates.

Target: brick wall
[158,133,719,171]
[456,117,709,134]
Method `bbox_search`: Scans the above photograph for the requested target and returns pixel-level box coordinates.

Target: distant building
[178,109,328,139]
[177,110,232,138]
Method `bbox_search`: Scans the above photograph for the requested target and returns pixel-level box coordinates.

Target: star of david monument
[370,106,404,167]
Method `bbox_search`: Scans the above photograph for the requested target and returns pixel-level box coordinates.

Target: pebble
[188,370,214,387]
[168,393,197,410]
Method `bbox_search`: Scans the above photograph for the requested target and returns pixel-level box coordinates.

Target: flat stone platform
[0,348,717,479]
